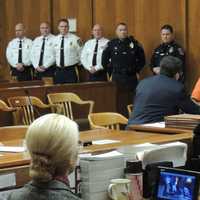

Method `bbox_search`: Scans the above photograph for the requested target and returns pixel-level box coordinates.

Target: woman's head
[26,113,79,182]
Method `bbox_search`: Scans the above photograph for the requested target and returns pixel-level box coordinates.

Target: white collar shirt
[81,37,109,71]
[30,34,56,69]
[53,33,82,67]
[6,37,32,68]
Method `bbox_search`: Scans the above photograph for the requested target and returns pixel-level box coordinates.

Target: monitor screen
[156,167,200,200]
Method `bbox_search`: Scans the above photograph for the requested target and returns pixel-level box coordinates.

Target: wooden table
[0,129,193,190]
[80,129,193,153]
[0,129,193,168]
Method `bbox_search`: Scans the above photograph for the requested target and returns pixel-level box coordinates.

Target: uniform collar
[59,33,70,39]
[162,40,175,46]
[93,37,103,41]
[16,37,26,42]
[40,34,52,40]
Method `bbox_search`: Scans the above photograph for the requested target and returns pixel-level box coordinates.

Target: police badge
[130,42,134,48]
[169,47,174,53]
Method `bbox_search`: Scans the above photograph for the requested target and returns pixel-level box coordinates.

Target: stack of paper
[117,143,159,160]
[79,151,125,200]
[165,114,200,130]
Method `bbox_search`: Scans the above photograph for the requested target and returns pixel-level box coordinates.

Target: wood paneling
[93,0,186,78]
[0,0,51,79]
[0,0,200,92]
[187,0,200,91]
[52,0,92,41]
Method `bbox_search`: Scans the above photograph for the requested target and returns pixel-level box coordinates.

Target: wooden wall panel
[93,0,186,79]
[52,0,92,41]
[0,0,199,93]
[187,0,200,91]
[0,0,51,79]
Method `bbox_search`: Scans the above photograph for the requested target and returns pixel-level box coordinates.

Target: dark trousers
[11,66,32,81]
[112,73,138,92]
[35,66,56,80]
[88,70,107,82]
[112,73,137,117]
[54,65,78,84]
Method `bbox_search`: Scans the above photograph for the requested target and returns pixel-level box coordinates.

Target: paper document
[0,146,26,153]
[79,150,124,160]
[143,122,165,128]
[92,139,120,145]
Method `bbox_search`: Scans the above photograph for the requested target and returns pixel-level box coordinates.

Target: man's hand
[36,66,45,72]
[153,67,160,74]
[89,66,97,74]
[16,63,24,71]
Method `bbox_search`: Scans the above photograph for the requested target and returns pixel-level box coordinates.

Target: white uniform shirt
[31,34,56,69]
[6,37,32,68]
[53,33,82,67]
[81,37,109,71]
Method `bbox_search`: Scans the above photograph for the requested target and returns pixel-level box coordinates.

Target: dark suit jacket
[8,180,81,200]
[127,74,200,125]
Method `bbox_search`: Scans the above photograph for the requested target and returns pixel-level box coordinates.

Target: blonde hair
[25,113,79,182]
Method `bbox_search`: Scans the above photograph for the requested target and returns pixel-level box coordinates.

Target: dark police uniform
[102,36,146,92]
[150,40,185,82]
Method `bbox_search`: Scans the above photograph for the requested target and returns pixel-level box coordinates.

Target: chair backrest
[8,96,50,125]
[47,92,94,120]
[88,112,128,130]
[0,100,16,112]
[127,104,133,117]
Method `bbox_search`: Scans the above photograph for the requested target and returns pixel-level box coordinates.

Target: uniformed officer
[81,24,109,81]
[6,23,32,81]
[31,22,56,80]
[102,22,146,92]
[150,24,185,82]
[53,18,82,84]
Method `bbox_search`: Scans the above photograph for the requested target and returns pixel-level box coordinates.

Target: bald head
[92,24,103,39]
[40,22,50,36]
[15,23,25,38]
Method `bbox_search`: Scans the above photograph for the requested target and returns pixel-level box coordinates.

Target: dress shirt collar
[16,37,26,42]
[58,33,70,39]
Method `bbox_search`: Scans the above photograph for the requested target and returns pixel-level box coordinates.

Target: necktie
[18,40,22,63]
[38,37,46,66]
[92,39,98,66]
[60,36,65,67]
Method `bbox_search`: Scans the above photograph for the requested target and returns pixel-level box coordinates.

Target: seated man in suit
[127,56,200,126]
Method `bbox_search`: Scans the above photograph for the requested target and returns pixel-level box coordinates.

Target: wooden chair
[47,92,94,120]
[0,100,17,112]
[8,96,53,125]
[88,112,128,130]
[127,104,133,117]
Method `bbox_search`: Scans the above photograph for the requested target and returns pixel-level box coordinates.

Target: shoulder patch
[77,39,82,47]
